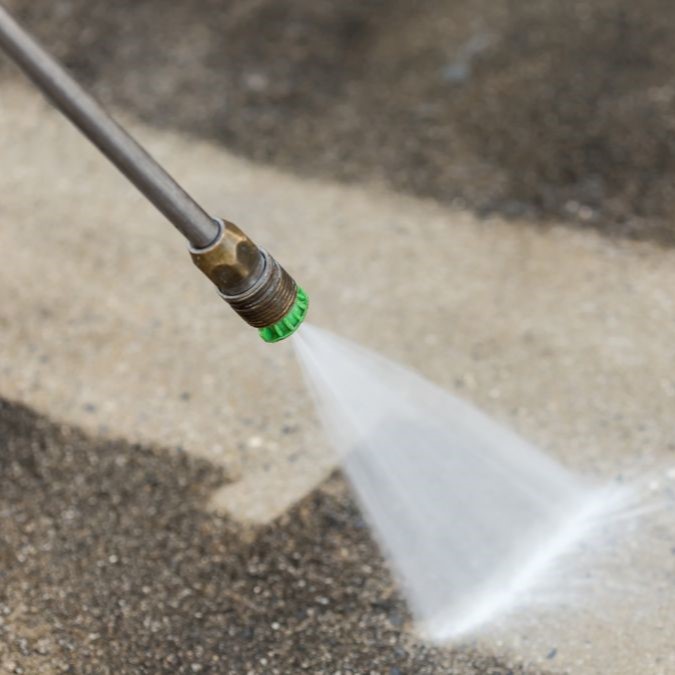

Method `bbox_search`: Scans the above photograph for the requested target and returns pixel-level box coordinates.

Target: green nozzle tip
[259,287,309,343]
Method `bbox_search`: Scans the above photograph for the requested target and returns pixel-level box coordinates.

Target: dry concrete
[1,83,674,673]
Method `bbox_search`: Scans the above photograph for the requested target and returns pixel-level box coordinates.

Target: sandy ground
[1,81,675,674]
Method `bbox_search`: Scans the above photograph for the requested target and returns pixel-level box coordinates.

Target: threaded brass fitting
[189,219,299,330]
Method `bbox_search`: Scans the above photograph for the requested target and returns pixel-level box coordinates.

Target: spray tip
[259,286,309,343]
[189,219,308,342]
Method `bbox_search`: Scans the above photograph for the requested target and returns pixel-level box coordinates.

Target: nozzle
[0,7,307,342]
[190,219,308,342]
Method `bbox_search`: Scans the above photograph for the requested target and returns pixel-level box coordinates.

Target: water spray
[0,3,308,343]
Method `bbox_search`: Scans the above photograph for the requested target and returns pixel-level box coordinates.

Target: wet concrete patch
[6,0,675,242]
[0,398,548,674]
[454,1,675,242]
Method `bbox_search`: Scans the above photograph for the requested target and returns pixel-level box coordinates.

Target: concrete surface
[1,81,674,673]
[0,398,545,675]
[9,0,675,243]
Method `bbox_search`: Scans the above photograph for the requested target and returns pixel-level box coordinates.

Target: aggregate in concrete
[0,398,549,675]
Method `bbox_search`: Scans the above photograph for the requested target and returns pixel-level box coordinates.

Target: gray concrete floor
[1,81,674,674]
[9,0,675,243]
[4,0,675,666]
[0,397,550,675]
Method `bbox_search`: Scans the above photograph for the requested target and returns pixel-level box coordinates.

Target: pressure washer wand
[0,3,307,342]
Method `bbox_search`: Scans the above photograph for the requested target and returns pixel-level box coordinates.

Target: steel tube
[0,3,219,248]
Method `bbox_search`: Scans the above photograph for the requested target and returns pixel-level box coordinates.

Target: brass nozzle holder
[189,219,298,329]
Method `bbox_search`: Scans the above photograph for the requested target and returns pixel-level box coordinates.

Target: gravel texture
[0,398,547,675]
